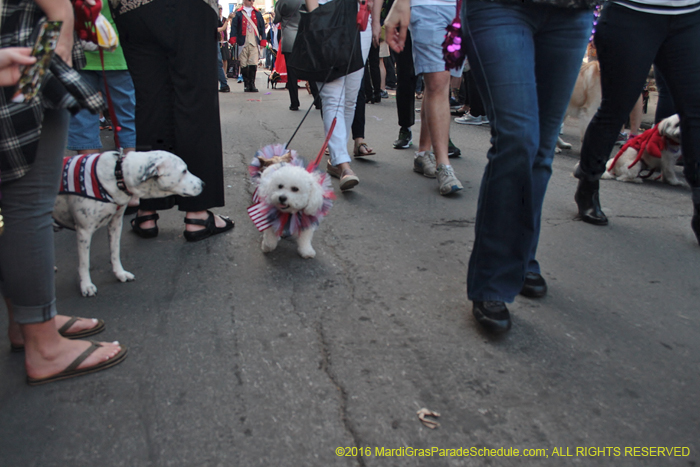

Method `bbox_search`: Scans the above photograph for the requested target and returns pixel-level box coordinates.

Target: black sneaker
[448,138,461,158]
[219,85,231,93]
[380,89,389,99]
[449,96,461,109]
[472,301,511,334]
[520,272,547,298]
[393,127,412,149]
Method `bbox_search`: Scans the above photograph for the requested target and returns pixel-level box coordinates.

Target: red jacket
[229,7,267,48]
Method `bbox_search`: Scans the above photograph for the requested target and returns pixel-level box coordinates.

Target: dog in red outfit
[602,114,685,186]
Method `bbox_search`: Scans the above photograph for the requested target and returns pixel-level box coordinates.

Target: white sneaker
[413,151,437,178]
[455,113,488,125]
[436,164,463,195]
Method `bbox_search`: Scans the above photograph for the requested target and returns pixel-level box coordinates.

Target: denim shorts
[67,69,136,151]
[409,5,456,75]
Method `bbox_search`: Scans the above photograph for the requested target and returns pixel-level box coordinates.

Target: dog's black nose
[279,195,287,203]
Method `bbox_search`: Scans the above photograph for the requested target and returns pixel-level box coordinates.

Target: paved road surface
[1,76,698,467]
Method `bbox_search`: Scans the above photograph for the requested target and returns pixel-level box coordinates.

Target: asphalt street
[1,74,699,467]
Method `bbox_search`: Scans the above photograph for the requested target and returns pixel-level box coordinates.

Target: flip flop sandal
[354,143,376,157]
[183,210,235,242]
[59,317,106,339]
[27,341,128,386]
[10,317,106,352]
[131,213,159,238]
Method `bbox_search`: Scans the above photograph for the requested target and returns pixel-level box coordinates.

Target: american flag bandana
[59,153,114,203]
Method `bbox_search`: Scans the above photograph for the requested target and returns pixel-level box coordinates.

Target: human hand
[383,0,410,53]
[371,16,381,47]
[0,48,36,86]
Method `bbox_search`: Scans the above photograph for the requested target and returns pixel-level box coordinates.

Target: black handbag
[288,0,363,83]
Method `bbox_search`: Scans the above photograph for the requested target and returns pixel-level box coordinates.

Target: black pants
[394,31,416,130]
[352,76,366,140]
[283,52,300,108]
[466,70,485,117]
[384,55,397,89]
[115,0,225,212]
[365,44,381,102]
[577,3,700,195]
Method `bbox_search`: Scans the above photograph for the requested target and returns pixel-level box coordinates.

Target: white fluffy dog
[602,114,685,185]
[248,145,333,258]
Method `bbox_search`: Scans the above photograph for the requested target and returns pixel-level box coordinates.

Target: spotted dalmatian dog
[53,150,204,296]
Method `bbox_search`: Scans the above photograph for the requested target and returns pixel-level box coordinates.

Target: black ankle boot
[248,66,258,92]
[692,203,700,246]
[241,68,250,92]
[575,179,608,225]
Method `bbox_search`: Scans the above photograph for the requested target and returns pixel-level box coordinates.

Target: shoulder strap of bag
[241,9,261,39]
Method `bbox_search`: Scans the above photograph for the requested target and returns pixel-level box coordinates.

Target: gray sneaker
[436,164,463,195]
[413,151,437,178]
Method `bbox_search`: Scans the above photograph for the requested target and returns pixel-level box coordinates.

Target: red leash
[306,117,336,173]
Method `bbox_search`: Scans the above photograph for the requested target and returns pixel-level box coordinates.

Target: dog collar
[114,152,133,196]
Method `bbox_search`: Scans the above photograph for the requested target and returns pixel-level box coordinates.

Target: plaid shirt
[0,0,105,183]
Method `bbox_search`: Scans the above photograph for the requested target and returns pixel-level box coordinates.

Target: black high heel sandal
[183,211,234,242]
[130,213,159,238]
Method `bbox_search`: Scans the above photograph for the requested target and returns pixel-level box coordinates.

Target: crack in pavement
[315,320,366,467]
[431,219,475,228]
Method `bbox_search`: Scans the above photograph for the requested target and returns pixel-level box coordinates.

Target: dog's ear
[139,158,174,182]
[303,174,325,216]
[659,114,681,138]
[139,162,160,182]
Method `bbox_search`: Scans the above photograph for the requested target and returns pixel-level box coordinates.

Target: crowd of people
[1,0,699,385]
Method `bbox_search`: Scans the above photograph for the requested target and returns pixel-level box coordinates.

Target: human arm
[217,17,230,33]
[304,0,319,12]
[229,12,238,44]
[34,0,74,66]
[383,0,410,53]
[0,48,36,87]
[371,0,383,46]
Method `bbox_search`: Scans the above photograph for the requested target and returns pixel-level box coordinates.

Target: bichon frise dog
[248,144,334,258]
[603,114,684,185]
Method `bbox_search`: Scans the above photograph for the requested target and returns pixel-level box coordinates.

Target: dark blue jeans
[576,3,700,205]
[217,43,228,89]
[462,1,592,302]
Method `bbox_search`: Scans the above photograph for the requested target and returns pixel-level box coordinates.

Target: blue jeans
[67,70,136,151]
[217,43,228,88]
[0,110,68,324]
[462,0,592,302]
[576,3,700,203]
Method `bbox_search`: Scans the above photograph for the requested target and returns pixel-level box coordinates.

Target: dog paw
[298,246,316,258]
[80,282,98,297]
[115,270,135,282]
[261,240,278,253]
[666,178,688,187]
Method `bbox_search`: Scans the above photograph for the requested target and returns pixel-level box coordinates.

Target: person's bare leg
[418,104,432,153]
[379,58,386,92]
[628,94,643,137]
[423,70,451,165]
[185,210,230,231]
[22,318,122,380]
[8,300,103,348]
[450,75,461,103]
